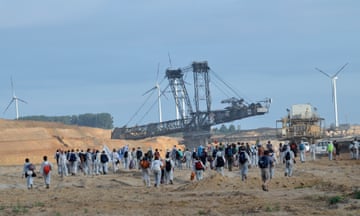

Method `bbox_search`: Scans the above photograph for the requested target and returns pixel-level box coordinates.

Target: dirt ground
[1,119,360,215]
[0,155,359,216]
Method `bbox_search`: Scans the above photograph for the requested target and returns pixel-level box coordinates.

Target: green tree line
[19,113,114,129]
[211,124,240,134]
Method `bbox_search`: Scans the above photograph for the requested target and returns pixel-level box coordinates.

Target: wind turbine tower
[142,63,163,123]
[3,77,28,120]
[315,63,348,128]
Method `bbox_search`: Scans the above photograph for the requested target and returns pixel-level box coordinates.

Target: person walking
[183,148,192,169]
[250,144,258,167]
[164,153,175,184]
[214,151,226,176]
[299,141,306,163]
[290,142,298,158]
[68,149,77,176]
[283,145,295,177]
[151,156,163,187]
[193,156,206,181]
[54,149,60,175]
[352,138,359,160]
[85,148,93,176]
[59,150,68,177]
[100,150,109,174]
[327,141,334,161]
[175,148,183,170]
[310,143,316,161]
[238,146,251,181]
[139,153,151,187]
[136,147,143,169]
[94,150,101,175]
[269,150,277,180]
[111,148,120,173]
[123,146,130,170]
[333,140,341,160]
[225,144,234,171]
[258,150,272,191]
[40,155,53,189]
[22,158,35,190]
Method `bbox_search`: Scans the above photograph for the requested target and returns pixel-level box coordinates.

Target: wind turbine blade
[3,99,14,114]
[156,62,160,83]
[331,81,335,103]
[160,89,169,100]
[142,86,157,96]
[315,68,331,78]
[334,62,348,77]
[168,52,172,67]
[17,98,28,104]
[159,84,170,100]
[10,76,16,97]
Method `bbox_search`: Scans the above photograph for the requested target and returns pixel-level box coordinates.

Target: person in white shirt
[350,138,359,160]
[59,150,68,177]
[40,155,53,189]
[164,153,175,184]
[151,156,163,187]
[111,148,120,173]
[310,143,316,161]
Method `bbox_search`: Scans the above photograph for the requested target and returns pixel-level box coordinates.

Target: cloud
[0,1,104,28]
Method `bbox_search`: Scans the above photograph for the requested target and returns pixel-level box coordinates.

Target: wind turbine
[142,63,163,123]
[315,63,348,128]
[3,76,28,120]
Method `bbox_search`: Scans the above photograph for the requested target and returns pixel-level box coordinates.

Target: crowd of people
[22,138,359,191]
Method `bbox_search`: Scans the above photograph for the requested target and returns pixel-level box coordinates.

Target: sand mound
[0,119,181,165]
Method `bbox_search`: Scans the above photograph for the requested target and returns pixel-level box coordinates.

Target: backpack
[69,153,76,162]
[226,147,233,157]
[175,151,181,160]
[140,159,150,169]
[216,156,225,167]
[124,151,129,158]
[285,151,291,161]
[43,164,51,175]
[165,160,172,172]
[192,151,197,159]
[28,163,35,171]
[299,143,305,151]
[258,156,269,168]
[100,154,108,163]
[136,150,143,160]
[239,151,247,164]
[80,153,86,162]
[195,161,203,170]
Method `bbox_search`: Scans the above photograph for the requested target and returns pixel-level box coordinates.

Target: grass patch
[12,202,29,214]
[328,195,344,205]
[353,190,360,199]
[34,201,45,207]
[265,203,280,212]
[198,210,206,215]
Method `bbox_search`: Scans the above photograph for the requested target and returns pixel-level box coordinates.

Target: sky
[0,1,359,130]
